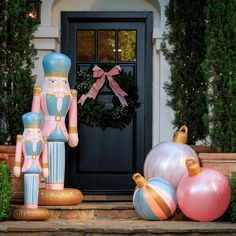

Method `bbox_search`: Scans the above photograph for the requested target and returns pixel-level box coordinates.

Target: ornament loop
[185,157,201,176]
[179,125,188,135]
[132,173,147,188]
[173,125,188,144]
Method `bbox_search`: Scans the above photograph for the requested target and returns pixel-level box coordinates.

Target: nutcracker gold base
[12,208,50,221]
[39,188,83,206]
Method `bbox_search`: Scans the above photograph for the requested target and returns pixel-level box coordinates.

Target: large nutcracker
[32,52,83,205]
[12,112,49,220]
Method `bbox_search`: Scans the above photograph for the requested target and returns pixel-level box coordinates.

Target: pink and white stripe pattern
[144,141,198,188]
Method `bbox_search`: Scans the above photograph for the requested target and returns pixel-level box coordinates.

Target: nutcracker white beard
[42,77,70,96]
[42,77,71,112]
[23,130,43,153]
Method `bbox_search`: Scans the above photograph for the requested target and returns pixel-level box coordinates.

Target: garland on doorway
[76,63,140,129]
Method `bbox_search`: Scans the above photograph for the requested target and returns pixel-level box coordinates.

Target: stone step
[11,202,189,221]
[11,202,138,220]
[1,219,236,235]
[12,202,229,222]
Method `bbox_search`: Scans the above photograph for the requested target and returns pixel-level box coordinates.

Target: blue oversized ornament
[132,173,176,221]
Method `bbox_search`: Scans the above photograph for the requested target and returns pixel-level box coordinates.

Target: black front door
[61,12,153,194]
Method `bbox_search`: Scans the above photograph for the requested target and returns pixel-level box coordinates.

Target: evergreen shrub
[230,172,236,223]
[202,0,236,152]
[161,0,208,144]
[0,0,38,144]
[0,162,11,221]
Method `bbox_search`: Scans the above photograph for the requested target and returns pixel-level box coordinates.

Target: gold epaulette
[70,89,77,99]
[17,134,22,141]
[33,86,42,96]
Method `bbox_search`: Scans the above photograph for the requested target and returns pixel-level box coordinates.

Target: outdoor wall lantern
[27,0,42,23]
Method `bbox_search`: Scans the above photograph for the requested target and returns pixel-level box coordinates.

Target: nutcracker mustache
[30,138,41,142]
[42,78,69,96]
[25,137,41,142]
[47,88,66,94]
[22,135,41,142]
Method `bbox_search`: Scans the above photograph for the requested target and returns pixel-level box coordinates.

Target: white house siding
[33,0,174,146]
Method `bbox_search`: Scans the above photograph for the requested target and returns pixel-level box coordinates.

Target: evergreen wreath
[76,63,140,129]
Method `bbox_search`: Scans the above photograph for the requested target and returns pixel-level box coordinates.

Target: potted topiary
[0,0,38,201]
[161,0,209,146]
[162,0,236,178]
[199,0,236,178]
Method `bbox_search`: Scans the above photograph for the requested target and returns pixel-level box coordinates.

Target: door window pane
[98,30,115,62]
[77,30,95,62]
[118,30,136,62]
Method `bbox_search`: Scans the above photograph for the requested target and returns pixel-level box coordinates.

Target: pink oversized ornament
[144,125,198,188]
[177,157,231,222]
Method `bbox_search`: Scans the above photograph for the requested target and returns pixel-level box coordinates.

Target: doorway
[61,12,153,194]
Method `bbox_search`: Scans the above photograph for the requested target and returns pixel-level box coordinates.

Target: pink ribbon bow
[78,65,128,107]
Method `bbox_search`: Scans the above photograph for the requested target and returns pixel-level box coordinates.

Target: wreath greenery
[76,63,140,129]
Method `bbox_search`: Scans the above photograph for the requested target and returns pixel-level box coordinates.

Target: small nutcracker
[13,112,49,209]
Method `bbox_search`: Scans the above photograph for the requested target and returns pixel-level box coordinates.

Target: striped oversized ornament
[144,125,199,188]
[132,173,176,220]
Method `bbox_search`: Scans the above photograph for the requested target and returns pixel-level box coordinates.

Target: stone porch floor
[0,219,236,235]
[1,202,235,235]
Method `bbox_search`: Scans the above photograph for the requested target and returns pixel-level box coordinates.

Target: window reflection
[76,29,137,62]
[118,30,136,62]
[77,30,95,62]
[98,30,115,62]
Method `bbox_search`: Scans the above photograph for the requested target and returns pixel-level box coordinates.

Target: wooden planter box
[190,146,236,179]
[191,145,221,154]
[0,145,23,202]
[198,153,236,179]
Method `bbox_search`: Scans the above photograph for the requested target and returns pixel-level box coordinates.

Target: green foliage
[230,172,236,223]
[76,63,140,129]
[0,0,38,144]
[202,0,236,152]
[0,162,11,221]
[161,0,208,144]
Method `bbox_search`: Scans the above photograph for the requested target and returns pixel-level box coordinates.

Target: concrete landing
[0,219,236,235]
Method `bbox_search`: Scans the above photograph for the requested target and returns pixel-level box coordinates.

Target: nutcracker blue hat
[42,52,71,78]
[22,112,43,129]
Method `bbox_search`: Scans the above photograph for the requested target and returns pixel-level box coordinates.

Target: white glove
[68,133,79,148]
[13,166,21,177]
[42,168,49,179]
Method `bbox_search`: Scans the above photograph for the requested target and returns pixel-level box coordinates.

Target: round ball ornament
[144,125,198,188]
[132,173,177,221]
[177,157,231,222]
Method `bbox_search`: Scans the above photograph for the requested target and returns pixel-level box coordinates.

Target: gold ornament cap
[186,157,201,176]
[132,173,148,188]
[173,125,188,144]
